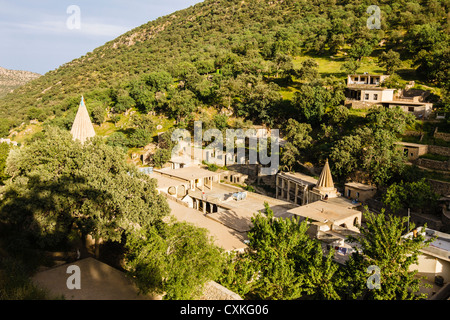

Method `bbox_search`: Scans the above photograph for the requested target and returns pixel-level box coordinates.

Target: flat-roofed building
[382,100,433,119]
[347,74,390,86]
[344,182,377,202]
[275,171,318,205]
[404,228,450,299]
[395,141,428,161]
[155,166,221,192]
[287,197,362,233]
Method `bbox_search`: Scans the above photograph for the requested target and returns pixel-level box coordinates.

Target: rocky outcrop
[0,66,41,97]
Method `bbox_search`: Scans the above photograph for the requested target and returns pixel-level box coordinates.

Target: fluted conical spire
[70,96,96,144]
[317,159,334,189]
[313,159,339,198]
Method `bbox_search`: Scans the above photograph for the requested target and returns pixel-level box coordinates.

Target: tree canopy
[0,127,169,255]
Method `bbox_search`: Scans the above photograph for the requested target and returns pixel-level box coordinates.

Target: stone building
[275,159,339,205]
[345,74,433,119]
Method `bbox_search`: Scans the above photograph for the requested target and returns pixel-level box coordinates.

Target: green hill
[0,0,448,142]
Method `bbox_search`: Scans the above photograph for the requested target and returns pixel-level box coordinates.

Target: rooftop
[190,182,296,232]
[404,227,450,262]
[395,141,428,148]
[278,171,318,186]
[148,172,188,190]
[382,100,431,106]
[287,198,360,225]
[166,198,248,252]
[347,84,392,90]
[155,166,220,181]
[345,182,377,191]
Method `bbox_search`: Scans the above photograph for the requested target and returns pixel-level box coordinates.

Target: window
[364,94,369,100]
[347,189,351,197]
[373,94,378,101]
[408,107,415,112]
[356,192,360,198]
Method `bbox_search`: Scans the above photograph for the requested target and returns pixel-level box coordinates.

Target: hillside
[0,67,41,97]
[0,0,448,141]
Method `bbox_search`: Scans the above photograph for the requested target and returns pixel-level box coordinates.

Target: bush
[106,132,129,150]
[128,128,153,148]
[152,148,171,168]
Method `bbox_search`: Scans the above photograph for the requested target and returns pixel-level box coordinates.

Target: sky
[0,0,204,75]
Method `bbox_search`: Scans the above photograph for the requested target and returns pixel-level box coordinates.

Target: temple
[70,96,96,144]
[275,159,340,205]
[312,159,339,199]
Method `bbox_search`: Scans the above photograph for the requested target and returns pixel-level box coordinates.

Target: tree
[124,221,225,300]
[167,89,197,124]
[0,127,169,256]
[0,119,10,138]
[246,204,310,300]
[0,142,10,184]
[292,80,344,126]
[281,119,312,171]
[113,90,135,114]
[217,251,259,298]
[365,106,415,135]
[106,132,129,151]
[381,73,406,90]
[383,178,439,214]
[128,128,153,148]
[128,113,156,132]
[378,50,402,75]
[151,148,171,168]
[143,71,173,92]
[89,101,107,125]
[348,38,373,62]
[128,79,156,113]
[234,78,282,126]
[296,58,319,81]
[340,59,360,75]
[284,119,313,149]
[345,208,432,300]
[329,134,363,180]
[230,203,344,300]
[359,127,406,187]
[273,53,294,80]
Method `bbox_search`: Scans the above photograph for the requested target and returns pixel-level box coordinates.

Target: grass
[95,121,117,136]
[10,123,43,145]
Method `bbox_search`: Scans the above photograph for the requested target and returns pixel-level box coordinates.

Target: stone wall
[434,131,450,142]
[428,145,450,157]
[346,100,377,109]
[428,179,450,196]
[404,130,424,137]
[416,158,450,171]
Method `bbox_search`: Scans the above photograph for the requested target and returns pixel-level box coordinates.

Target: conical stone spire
[313,159,338,198]
[317,159,334,189]
[70,96,96,144]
